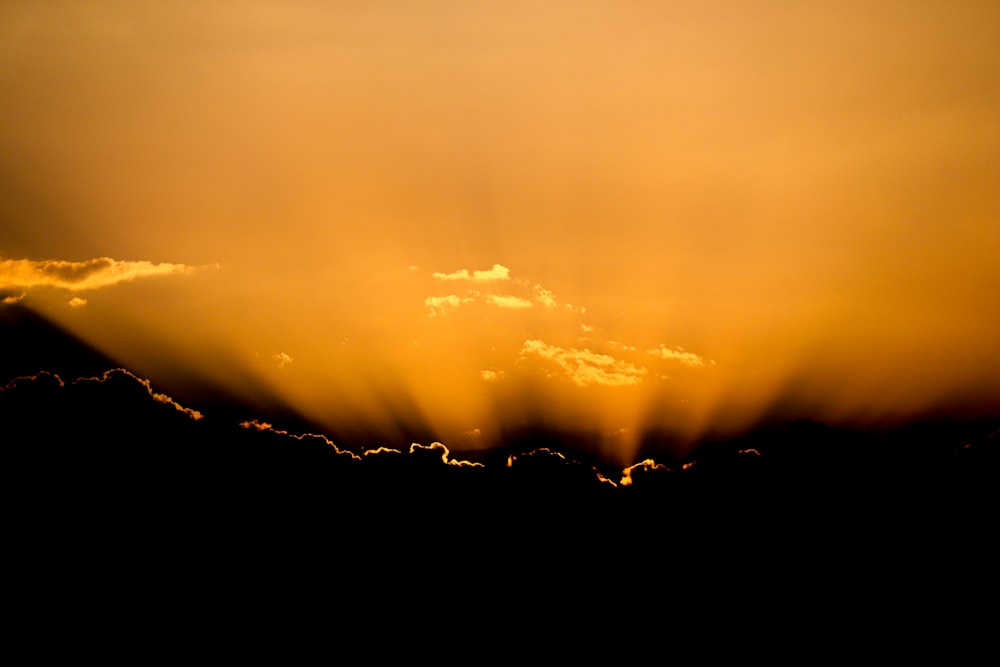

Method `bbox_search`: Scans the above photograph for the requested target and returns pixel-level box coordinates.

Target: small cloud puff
[272,352,293,368]
[68,297,88,308]
[480,369,505,382]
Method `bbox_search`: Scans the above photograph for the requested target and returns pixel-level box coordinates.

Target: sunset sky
[2,1,998,464]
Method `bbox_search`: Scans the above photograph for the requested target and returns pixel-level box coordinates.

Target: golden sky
[2,1,999,463]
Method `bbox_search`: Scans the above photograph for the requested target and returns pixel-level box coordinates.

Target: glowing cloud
[521,339,647,387]
[272,352,293,369]
[432,264,511,282]
[425,294,475,316]
[68,297,88,308]
[424,265,577,318]
[0,257,198,292]
[620,459,672,487]
[485,294,533,309]
[2,293,25,304]
[532,285,558,308]
[647,345,714,368]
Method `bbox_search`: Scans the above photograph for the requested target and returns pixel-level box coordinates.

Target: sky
[2,1,999,464]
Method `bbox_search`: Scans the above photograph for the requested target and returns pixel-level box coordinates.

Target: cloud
[1,370,67,391]
[68,297,88,308]
[520,339,647,387]
[75,368,204,420]
[620,459,673,486]
[272,352,293,368]
[485,294,533,309]
[480,369,504,382]
[532,285,558,308]
[647,345,714,368]
[409,442,483,467]
[2,293,25,305]
[432,263,510,282]
[0,257,199,292]
[425,264,578,316]
[239,419,361,460]
[425,294,475,316]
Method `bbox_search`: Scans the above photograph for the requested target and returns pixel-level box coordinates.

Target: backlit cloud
[521,339,647,387]
[239,419,360,460]
[272,352,293,369]
[620,459,673,487]
[0,257,198,292]
[2,293,25,305]
[68,297,88,308]
[409,442,483,467]
[76,368,203,420]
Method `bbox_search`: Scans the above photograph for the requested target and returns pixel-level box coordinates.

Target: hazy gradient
[2,1,998,462]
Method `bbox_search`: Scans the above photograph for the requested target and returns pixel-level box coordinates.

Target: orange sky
[2,1,998,463]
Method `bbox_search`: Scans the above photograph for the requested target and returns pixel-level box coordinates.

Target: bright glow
[1,2,998,464]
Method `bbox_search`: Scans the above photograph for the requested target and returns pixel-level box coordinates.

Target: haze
[2,1,998,463]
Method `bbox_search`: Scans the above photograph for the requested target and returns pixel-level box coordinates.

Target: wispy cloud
[532,285,558,308]
[520,339,647,387]
[0,257,200,292]
[424,264,579,316]
[68,297,88,308]
[432,263,510,282]
[485,294,533,309]
[480,369,504,382]
[425,294,475,317]
[647,345,714,368]
[1,293,25,305]
[272,352,293,369]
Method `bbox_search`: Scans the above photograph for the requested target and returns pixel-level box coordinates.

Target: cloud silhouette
[75,368,204,420]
